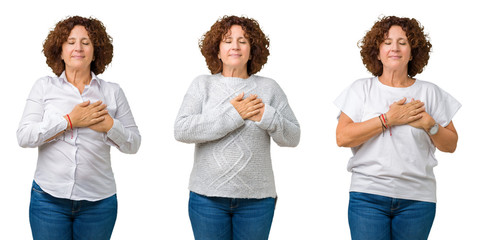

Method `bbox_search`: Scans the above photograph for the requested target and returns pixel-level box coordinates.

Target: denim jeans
[188,191,276,240]
[29,181,117,240]
[348,192,436,240]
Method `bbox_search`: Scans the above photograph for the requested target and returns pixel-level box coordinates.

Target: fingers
[93,109,109,118]
[91,116,106,124]
[234,92,245,101]
[243,93,259,101]
[88,100,103,109]
[245,98,263,108]
[245,94,258,100]
[415,106,425,114]
[397,97,407,105]
[230,93,264,119]
[406,100,424,113]
[388,97,427,126]
[248,102,264,111]
[244,109,261,119]
[69,100,110,128]
[77,100,90,107]
[238,101,263,119]
[232,93,259,103]
[409,113,423,121]
[390,98,405,107]
[93,104,107,112]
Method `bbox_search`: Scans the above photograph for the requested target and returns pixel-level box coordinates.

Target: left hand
[88,113,114,133]
[247,105,265,122]
[408,111,435,131]
[407,98,435,131]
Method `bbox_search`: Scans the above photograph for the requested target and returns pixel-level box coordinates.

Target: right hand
[230,92,264,119]
[386,97,425,126]
[68,100,109,128]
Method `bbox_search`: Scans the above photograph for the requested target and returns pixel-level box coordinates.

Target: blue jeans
[29,181,117,240]
[188,191,276,240]
[348,192,436,240]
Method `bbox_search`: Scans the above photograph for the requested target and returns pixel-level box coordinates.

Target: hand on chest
[43,84,116,117]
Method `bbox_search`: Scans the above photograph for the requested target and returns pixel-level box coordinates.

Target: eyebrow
[223,36,247,40]
[67,37,90,41]
[384,37,407,41]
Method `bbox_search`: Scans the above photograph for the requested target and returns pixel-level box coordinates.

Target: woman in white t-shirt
[335,16,460,240]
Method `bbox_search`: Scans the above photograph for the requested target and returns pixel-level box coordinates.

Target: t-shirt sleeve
[429,85,461,127]
[333,80,365,123]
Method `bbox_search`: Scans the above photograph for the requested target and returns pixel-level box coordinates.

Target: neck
[65,68,92,94]
[379,68,413,88]
[65,68,92,86]
[221,66,249,79]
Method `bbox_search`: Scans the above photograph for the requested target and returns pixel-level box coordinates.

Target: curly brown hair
[199,15,270,76]
[359,16,432,77]
[43,16,113,76]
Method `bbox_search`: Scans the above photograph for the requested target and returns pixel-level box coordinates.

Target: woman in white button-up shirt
[17,16,140,240]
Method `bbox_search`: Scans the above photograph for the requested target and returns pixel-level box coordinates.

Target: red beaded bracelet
[66,114,73,139]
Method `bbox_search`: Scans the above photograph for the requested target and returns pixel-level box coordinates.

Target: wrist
[378,113,392,136]
[64,115,73,130]
[384,112,393,126]
[427,122,439,135]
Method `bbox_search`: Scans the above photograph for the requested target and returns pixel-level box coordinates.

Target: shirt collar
[58,71,101,86]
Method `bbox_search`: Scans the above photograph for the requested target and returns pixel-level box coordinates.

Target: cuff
[105,119,124,147]
[224,103,245,128]
[256,104,275,130]
[43,115,69,143]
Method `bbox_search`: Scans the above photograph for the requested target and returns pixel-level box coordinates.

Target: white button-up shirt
[17,72,141,201]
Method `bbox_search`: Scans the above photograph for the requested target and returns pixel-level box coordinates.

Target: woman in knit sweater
[174,15,300,240]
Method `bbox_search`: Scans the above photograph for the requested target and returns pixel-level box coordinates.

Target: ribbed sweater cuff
[256,104,275,130]
[224,103,245,128]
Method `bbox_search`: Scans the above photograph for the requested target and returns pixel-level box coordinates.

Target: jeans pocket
[31,181,45,194]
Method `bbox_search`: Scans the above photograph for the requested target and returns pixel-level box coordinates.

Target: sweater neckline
[215,73,255,87]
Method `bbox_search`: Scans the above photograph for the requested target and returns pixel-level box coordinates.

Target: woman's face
[218,25,251,73]
[378,25,412,73]
[61,25,94,73]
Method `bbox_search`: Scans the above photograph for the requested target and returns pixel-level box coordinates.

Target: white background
[1,0,476,239]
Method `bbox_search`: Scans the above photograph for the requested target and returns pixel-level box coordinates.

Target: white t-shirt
[334,77,461,202]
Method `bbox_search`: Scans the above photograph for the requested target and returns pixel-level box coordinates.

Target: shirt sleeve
[334,80,366,123]
[255,82,300,147]
[104,87,141,154]
[428,84,461,127]
[174,77,245,144]
[17,78,68,148]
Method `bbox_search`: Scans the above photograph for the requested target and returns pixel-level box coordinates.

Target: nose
[391,42,399,51]
[74,42,83,51]
[231,40,240,49]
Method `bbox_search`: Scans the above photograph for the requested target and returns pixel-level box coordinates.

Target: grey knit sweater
[175,74,300,198]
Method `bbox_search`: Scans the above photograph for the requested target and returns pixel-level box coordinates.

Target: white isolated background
[1,0,476,239]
